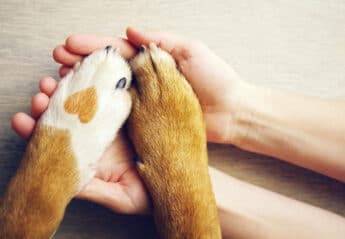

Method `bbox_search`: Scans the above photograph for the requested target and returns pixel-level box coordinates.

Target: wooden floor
[0,0,344,238]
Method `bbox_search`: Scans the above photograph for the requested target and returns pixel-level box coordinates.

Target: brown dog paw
[127,43,221,238]
[128,43,205,161]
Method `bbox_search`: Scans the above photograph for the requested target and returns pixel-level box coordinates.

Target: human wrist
[224,81,345,182]
[222,81,257,147]
[224,82,277,152]
[226,82,298,155]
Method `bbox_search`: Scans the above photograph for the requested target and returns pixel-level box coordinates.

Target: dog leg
[0,46,132,239]
[127,43,221,239]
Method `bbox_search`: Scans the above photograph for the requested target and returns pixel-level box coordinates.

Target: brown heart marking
[64,86,97,124]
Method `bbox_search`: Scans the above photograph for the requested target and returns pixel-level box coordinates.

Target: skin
[11,27,345,238]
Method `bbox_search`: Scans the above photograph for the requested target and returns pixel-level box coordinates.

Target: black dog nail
[139,45,146,52]
[105,45,112,53]
[116,77,127,89]
[132,156,141,163]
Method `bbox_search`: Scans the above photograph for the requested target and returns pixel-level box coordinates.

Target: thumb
[75,178,138,214]
[126,26,187,55]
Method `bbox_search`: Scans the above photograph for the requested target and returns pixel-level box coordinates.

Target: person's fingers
[39,76,58,97]
[126,26,187,54]
[31,93,50,119]
[76,178,139,214]
[65,34,136,60]
[59,65,72,78]
[11,112,36,139]
[52,45,83,66]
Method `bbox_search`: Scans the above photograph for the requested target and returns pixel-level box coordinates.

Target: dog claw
[105,45,112,53]
[116,77,127,89]
[139,45,146,52]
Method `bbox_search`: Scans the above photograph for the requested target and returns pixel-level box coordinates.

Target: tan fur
[127,44,221,238]
[0,126,78,239]
[0,47,131,238]
[64,86,97,123]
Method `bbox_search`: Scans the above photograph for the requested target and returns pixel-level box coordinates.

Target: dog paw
[130,43,194,104]
[127,44,220,239]
[39,46,132,190]
[128,43,204,163]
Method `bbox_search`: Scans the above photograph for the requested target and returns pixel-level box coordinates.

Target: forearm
[228,83,345,182]
[209,167,345,239]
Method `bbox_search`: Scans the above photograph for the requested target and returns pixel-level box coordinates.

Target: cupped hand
[12,35,151,215]
[125,27,245,144]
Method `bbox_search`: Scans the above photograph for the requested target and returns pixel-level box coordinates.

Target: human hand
[12,50,151,215]
[125,27,247,144]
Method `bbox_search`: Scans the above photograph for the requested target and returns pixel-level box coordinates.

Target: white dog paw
[40,46,132,191]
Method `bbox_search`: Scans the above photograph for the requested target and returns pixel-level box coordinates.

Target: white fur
[40,47,132,192]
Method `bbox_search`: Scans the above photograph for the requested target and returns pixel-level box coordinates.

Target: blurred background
[0,0,344,238]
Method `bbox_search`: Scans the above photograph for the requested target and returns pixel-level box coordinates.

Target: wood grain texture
[0,0,344,238]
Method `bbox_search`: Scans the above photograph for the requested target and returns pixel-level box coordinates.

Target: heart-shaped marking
[64,86,97,124]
